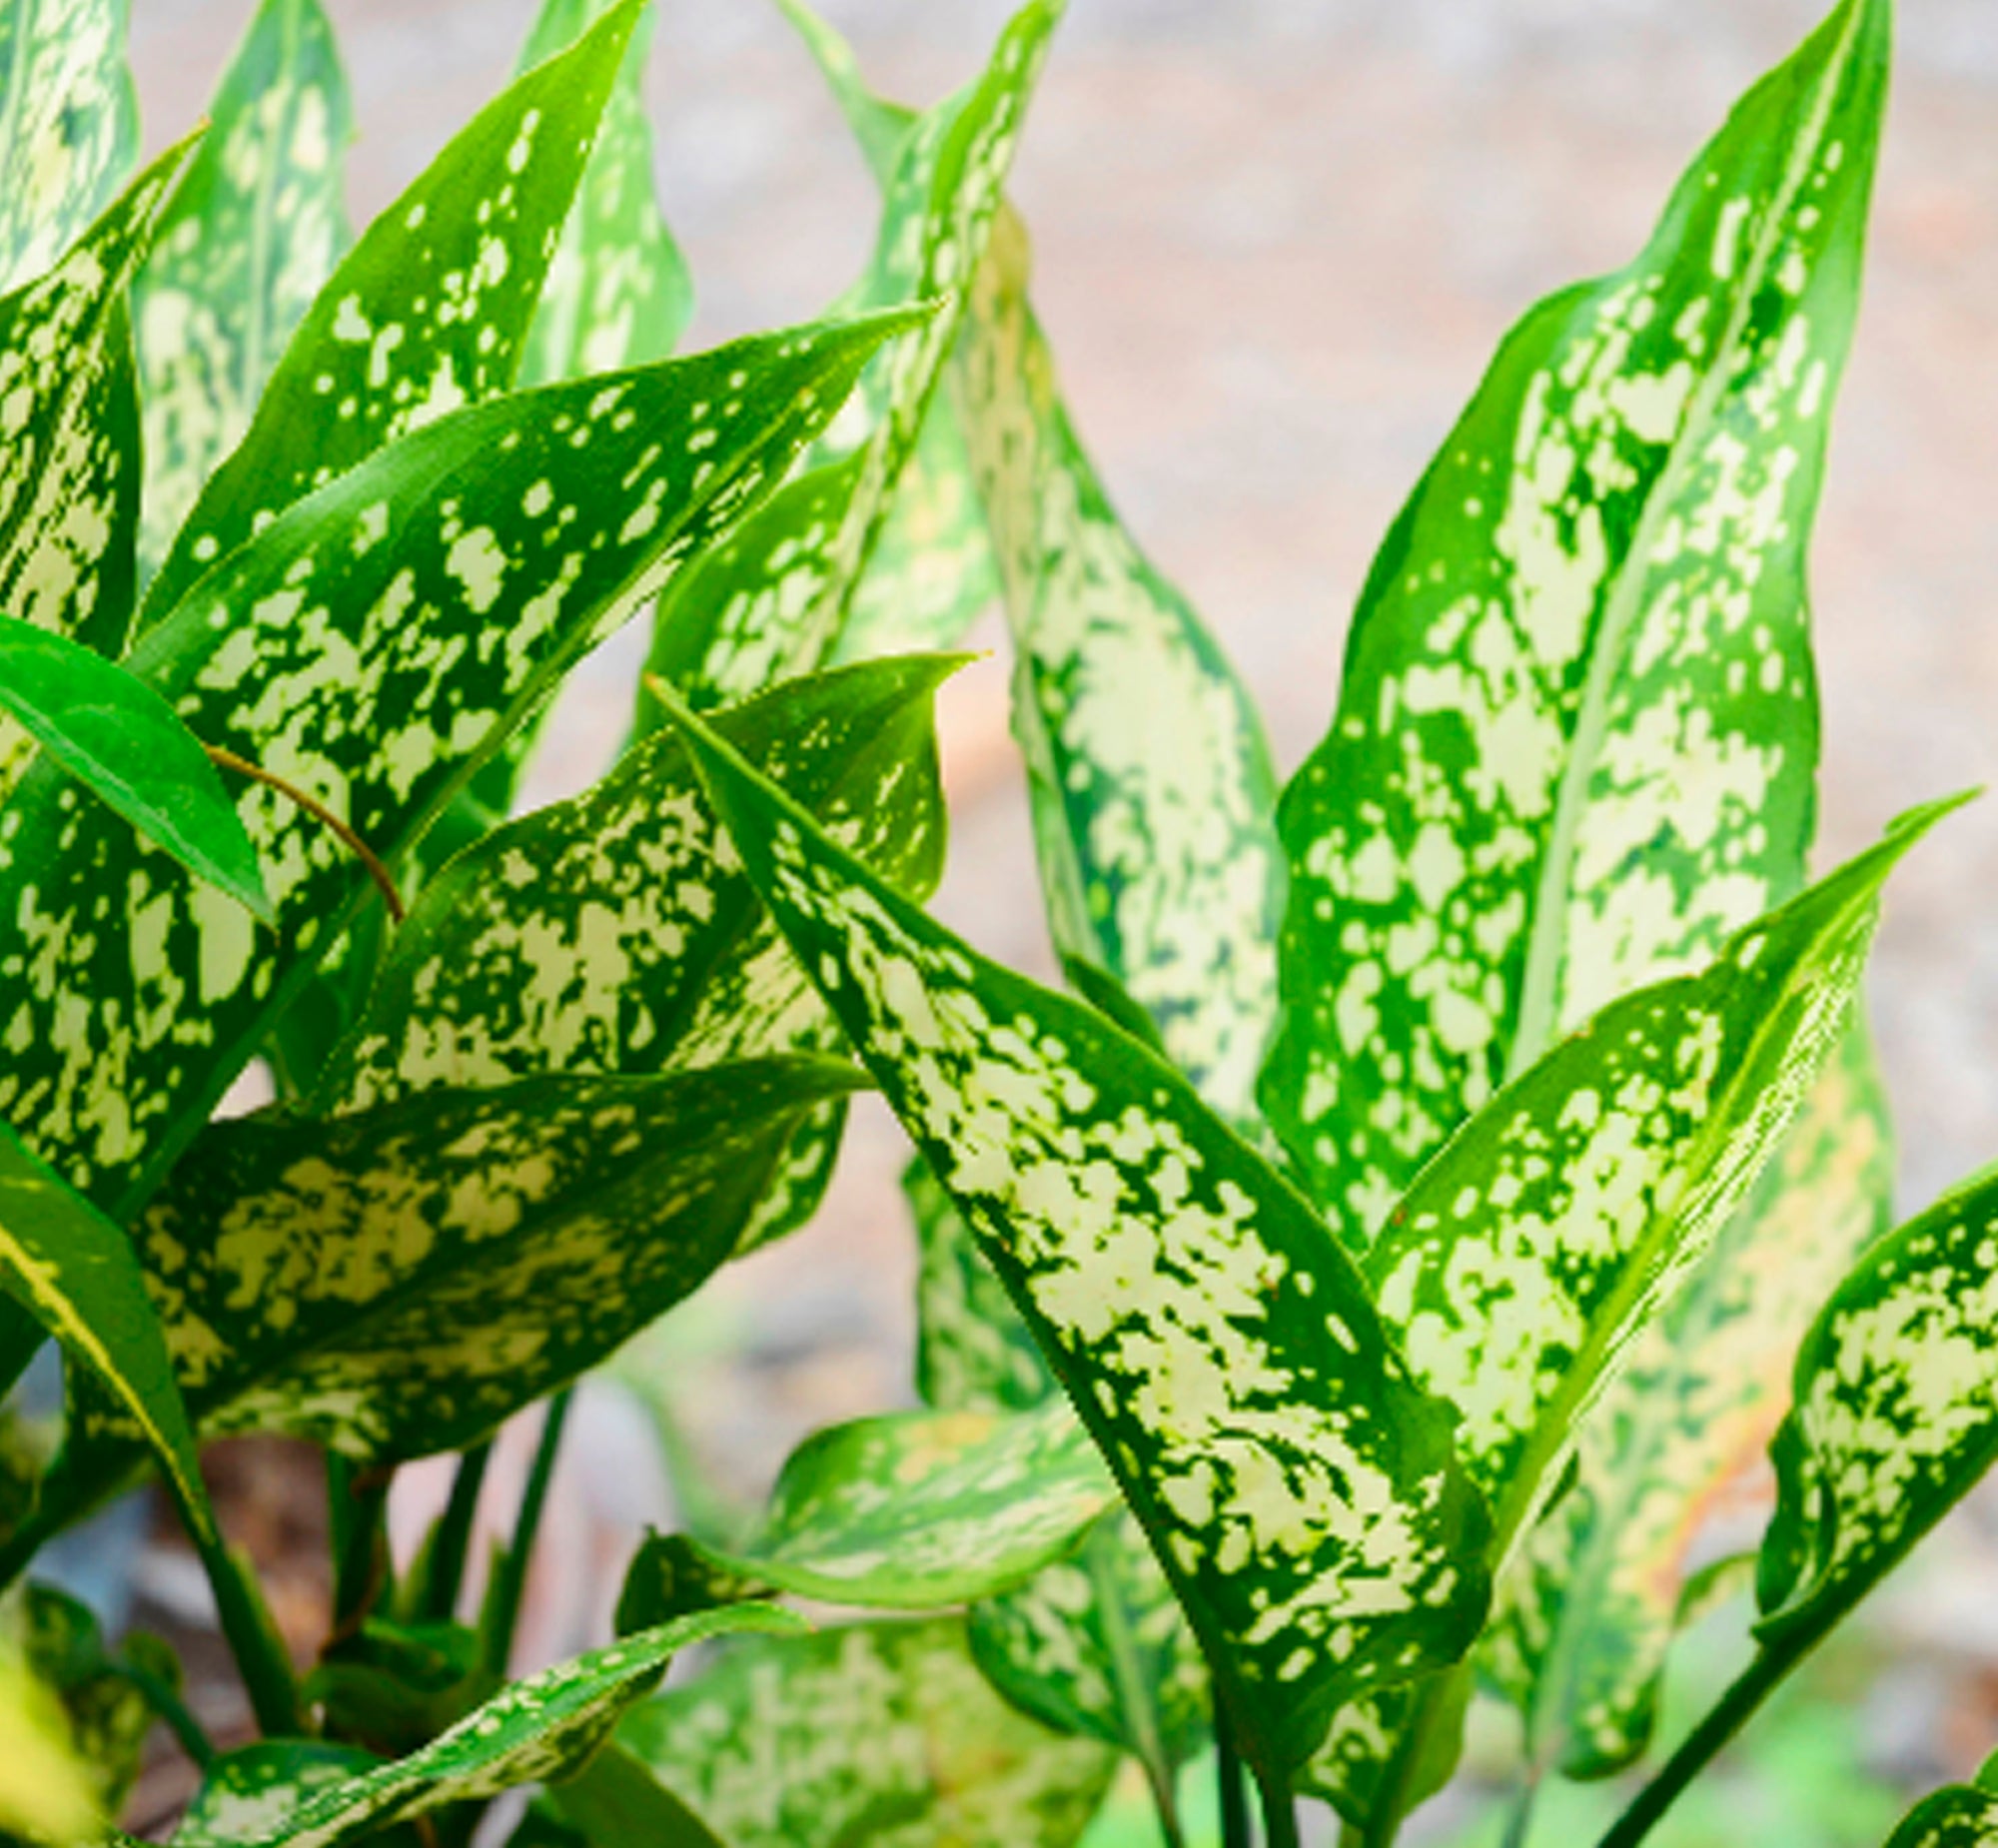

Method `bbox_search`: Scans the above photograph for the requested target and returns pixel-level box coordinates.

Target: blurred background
[99,1,1998,1838]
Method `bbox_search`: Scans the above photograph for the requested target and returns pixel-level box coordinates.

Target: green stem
[110,1656,216,1770]
[1217,1709,1256,1848]
[417,1441,492,1624]
[480,1391,570,1675]
[1256,1771,1301,1848]
[194,1522,304,1737]
[327,1454,393,1645]
[1595,1634,1807,1848]
[1502,1771,1540,1848]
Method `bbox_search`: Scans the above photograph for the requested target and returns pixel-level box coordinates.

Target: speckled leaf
[1367,800,1946,1572]
[311,653,953,1116]
[0,1645,96,1845]
[642,0,1060,707]
[1753,1157,1998,1656]
[11,1582,153,1817]
[201,1607,803,1848]
[771,0,914,183]
[0,0,137,293]
[680,1402,1111,1609]
[68,1058,863,1468]
[1293,1676,1471,1829]
[176,1743,421,1848]
[516,0,691,385]
[0,616,272,919]
[137,0,642,631]
[668,698,1491,1780]
[1884,1782,1998,1848]
[0,307,907,1221]
[1494,1019,1892,1777]
[133,0,353,580]
[956,206,1283,1123]
[0,137,195,801]
[1262,0,1888,1240]
[619,1617,1117,1848]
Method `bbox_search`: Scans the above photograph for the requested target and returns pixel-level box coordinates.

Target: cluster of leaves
[0,0,1994,1845]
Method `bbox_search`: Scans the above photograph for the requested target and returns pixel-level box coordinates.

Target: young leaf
[954,205,1284,1124]
[312,653,955,1116]
[665,1402,1112,1610]
[192,1607,803,1848]
[619,1617,1118,1848]
[137,0,644,629]
[133,0,354,578]
[0,616,272,920]
[515,0,692,385]
[1262,0,1889,1239]
[1495,1020,1893,1777]
[0,0,138,292]
[641,0,1062,707]
[0,307,908,1218]
[666,696,1491,1780]
[67,1059,864,1469]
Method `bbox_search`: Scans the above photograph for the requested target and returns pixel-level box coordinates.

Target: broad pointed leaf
[0,615,272,919]
[138,0,643,629]
[176,1743,421,1848]
[0,307,906,1218]
[133,0,354,579]
[1262,0,1888,1240]
[619,1617,1117,1848]
[193,1607,803,1848]
[0,0,138,292]
[67,1059,863,1469]
[668,697,1491,1779]
[537,1744,726,1848]
[1884,1782,1998,1848]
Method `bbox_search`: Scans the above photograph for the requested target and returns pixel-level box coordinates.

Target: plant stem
[327,1454,393,1646]
[1256,1771,1302,1848]
[204,743,406,923]
[196,1523,305,1737]
[1217,1709,1256,1848]
[1595,1635,1807,1848]
[418,1441,493,1623]
[480,1391,570,1676]
[111,1656,217,1769]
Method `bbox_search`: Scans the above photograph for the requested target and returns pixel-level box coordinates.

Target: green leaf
[0,305,907,1219]
[0,1644,97,1845]
[0,0,138,292]
[133,0,354,580]
[666,695,1491,1780]
[516,0,691,384]
[67,1059,863,1469]
[641,0,1062,707]
[1884,1785,1998,1848]
[954,205,1283,1125]
[1261,0,1889,1239]
[137,0,644,630]
[0,615,273,920]
[543,1743,727,1848]
[311,653,955,1116]
[619,1617,1117,1848]
[9,1582,155,1816]
[1493,1018,1893,1777]
[670,1401,1113,1610]
[176,1743,422,1848]
[189,1608,802,1848]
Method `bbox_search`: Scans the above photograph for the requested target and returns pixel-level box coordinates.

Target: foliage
[0,1,1989,1846]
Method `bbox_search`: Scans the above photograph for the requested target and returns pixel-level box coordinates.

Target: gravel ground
[100,0,1998,1811]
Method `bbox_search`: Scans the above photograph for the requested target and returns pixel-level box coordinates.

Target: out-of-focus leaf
[9,1582,153,1815]
[134,0,353,578]
[65,1059,863,1470]
[620,1617,1117,1848]
[138,0,643,629]
[1262,0,1889,1242]
[0,306,907,1219]
[668,695,1490,1781]
[544,1743,728,1848]
[0,1644,97,1845]
[0,615,273,919]
[0,0,138,292]
[1493,1020,1893,1776]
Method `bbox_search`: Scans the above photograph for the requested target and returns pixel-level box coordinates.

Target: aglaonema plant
[1,0,1994,1845]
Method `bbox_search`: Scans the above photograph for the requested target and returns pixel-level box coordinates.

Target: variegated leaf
[176,1743,420,1848]
[1884,1782,1998,1848]
[771,0,914,183]
[0,307,906,1221]
[133,0,353,580]
[312,653,953,1116]
[516,0,691,385]
[1494,1019,1893,1777]
[619,1617,1117,1848]
[0,137,194,800]
[9,1582,153,1817]
[671,1401,1111,1609]
[642,0,1061,708]
[1293,1676,1470,1830]
[0,1644,96,1845]
[1262,0,1888,1240]
[196,1607,803,1848]
[67,1058,862,1469]
[668,697,1491,1780]
[137,0,642,630]
[0,0,137,293]
[1368,799,1947,1562]
[955,205,1283,1124]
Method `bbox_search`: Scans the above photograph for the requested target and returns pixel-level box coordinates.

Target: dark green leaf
[667,695,1491,1779]
[1883,1785,1998,1848]
[544,1744,727,1848]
